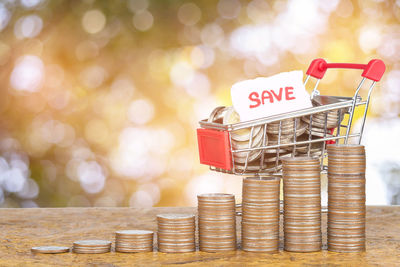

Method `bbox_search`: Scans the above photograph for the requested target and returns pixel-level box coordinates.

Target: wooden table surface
[0,206,399,266]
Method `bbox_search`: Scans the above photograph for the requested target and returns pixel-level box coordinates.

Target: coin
[302,108,343,137]
[232,130,264,150]
[116,229,153,236]
[305,128,334,138]
[267,120,307,136]
[264,152,292,163]
[115,230,153,253]
[289,134,324,152]
[267,135,294,145]
[241,177,280,252]
[223,106,262,142]
[268,127,318,156]
[234,160,283,173]
[232,148,262,164]
[266,119,306,156]
[268,118,301,128]
[327,144,366,252]
[72,240,111,254]
[198,193,236,252]
[220,106,265,166]
[157,214,195,253]
[208,106,227,123]
[73,248,111,254]
[302,115,339,129]
[282,157,322,252]
[302,106,344,129]
[31,246,70,254]
[73,240,111,247]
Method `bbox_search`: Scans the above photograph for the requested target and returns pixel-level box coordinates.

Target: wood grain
[0,206,399,266]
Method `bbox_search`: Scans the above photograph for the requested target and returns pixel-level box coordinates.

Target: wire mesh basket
[197,58,385,176]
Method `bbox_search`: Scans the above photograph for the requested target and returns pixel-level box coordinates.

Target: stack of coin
[293,134,325,157]
[231,131,264,164]
[197,193,237,252]
[222,107,264,165]
[115,230,154,253]
[241,177,280,252]
[302,109,343,137]
[282,157,322,252]
[327,144,366,252]
[157,214,196,253]
[266,118,306,159]
[72,240,111,254]
[267,118,307,140]
[262,152,293,172]
[234,160,282,173]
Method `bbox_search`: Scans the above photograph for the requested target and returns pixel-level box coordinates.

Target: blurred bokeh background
[0,0,399,208]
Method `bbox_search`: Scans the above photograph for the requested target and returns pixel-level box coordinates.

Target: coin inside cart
[31,246,70,254]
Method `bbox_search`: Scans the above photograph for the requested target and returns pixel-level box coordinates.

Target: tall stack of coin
[241,177,280,252]
[115,230,154,253]
[72,240,111,254]
[282,157,322,252]
[197,193,236,252]
[157,214,196,253]
[327,144,366,252]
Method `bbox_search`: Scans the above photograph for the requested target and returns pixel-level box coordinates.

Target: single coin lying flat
[31,246,70,254]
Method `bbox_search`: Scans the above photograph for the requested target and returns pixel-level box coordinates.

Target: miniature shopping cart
[197,58,385,176]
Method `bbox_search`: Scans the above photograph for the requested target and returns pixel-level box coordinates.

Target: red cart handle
[306,58,385,82]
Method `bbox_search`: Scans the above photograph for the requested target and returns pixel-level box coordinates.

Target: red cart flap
[197,128,232,171]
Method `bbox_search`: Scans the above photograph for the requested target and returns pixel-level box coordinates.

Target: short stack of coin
[197,193,236,252]
[115,230,154,253]
[262,152,293,173]
[267,118,306,147]
[241,177,280,252]
[292,134,324,157]
[267,118,305,136]
[72,240,111,254]
[157,214,196,253]
[302,109,343,138]
[223,107,264,165]
[266,118,306,161]
[282,157,322,252]
[327,144,366,252]
[303,110,341,129]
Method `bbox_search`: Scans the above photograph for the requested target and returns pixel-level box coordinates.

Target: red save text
[248,87,295,108]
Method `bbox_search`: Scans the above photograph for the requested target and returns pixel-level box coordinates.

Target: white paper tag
[231,70,312,122]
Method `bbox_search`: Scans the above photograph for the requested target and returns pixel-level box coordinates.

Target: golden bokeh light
[0,0,399,208]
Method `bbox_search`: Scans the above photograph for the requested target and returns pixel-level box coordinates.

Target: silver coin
[73,240,111,247]
[223,107,263,141]
[116,229,153,235]
[232,149,262,164]
[31,246,70,254]
[73,249,110,254]
[208,106,227,123]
